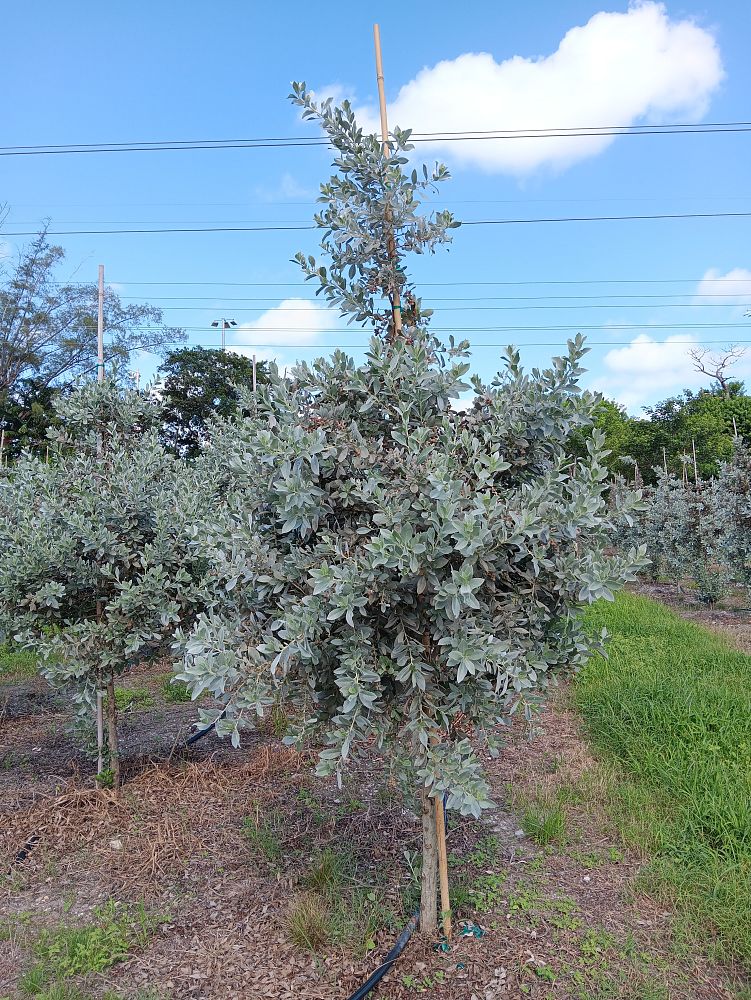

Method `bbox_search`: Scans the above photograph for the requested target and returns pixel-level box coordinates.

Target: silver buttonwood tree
[175,86,647,932]
[0,379,220,787]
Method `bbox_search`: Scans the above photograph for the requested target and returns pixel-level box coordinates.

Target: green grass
[577,592,751,968]
[522,800,568,846]
[288,847,394,956]
[112,686,155,712]
[18,900,157,994]
[0,642,38,678]
[159,675,192,703]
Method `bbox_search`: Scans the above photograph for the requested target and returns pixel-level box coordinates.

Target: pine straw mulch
[1,694,749,998]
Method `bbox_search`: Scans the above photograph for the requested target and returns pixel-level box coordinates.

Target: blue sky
[2,0,750,412]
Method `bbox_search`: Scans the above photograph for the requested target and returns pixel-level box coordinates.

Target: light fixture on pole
[211,318,237,352]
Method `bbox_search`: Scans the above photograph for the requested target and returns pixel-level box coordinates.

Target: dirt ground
[1,595,750,1000]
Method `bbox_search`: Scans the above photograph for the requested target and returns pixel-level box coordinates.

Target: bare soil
[0,644,748,1000]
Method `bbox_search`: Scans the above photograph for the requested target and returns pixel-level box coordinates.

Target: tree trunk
[420,786,438,935]
[106,673,120,794]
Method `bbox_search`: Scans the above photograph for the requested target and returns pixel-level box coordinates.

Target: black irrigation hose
[346,910,420,1000]
[184,708,228,747]
[12,834,39,866]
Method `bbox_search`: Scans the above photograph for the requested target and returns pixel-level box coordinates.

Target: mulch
[2,601,750,998]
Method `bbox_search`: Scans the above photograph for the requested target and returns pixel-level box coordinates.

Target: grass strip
[577,592,751,968]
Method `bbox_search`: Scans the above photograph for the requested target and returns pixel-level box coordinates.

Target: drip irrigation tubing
[184,708,228,746]
[346,910,420,1000]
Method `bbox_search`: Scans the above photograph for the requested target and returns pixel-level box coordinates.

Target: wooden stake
[692,438,699,484]
[106,672,120,794]
[434,795,452,943]
[420,785,438,935]
[662,447,668,477]
[373,24,403,339]
[733,416,739,438]
[95,264,105,777]
[0,428,4,466]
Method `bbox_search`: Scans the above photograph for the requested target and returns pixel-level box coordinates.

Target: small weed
[20,899,157,991]
[522,802,567,846]
[401,970,445,992]
[306,847,351,893]
[271,702,288,738]
[160,677,191,703]
[296,787,326,825]
[112,687,154,712]
[241,802,283,861]
[95,769,114,789]
[286,892,330,950]
[534,965,557,983]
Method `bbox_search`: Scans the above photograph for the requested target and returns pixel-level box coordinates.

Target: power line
[2,120,750,156]
[53,277,751,289]
[119,293,749,303]
[113,338,751,353]
[6,211,751,237]
[124,303,751,314]
[127,322,751,333]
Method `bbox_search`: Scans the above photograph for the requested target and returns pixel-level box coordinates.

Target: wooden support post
[434,795,452,943]
[373,24,403,340]
[692,438,699,485]
[106,672,120,794]
[420,786,438,935]
[95,264,105,778]
[662,447,668,477]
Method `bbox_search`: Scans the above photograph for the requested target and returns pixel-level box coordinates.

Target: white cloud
[254,172,315,203]
[592,333,703,411]
[352,2,723,175]
[228,298,341,364]
[695,267,751,309]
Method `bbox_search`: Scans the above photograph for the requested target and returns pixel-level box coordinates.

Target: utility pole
[211,317,237,351]
[373,24,403,340]
[97,265,105,383]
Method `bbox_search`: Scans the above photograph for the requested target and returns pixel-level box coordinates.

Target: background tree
[0,379,219,787]
[0,377,62,461]
[0,227,184,398]
[175,86,646,934]
[689,344,747,400]
[159,346,268,457]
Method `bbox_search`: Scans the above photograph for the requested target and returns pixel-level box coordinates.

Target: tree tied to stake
[174,86,648,932]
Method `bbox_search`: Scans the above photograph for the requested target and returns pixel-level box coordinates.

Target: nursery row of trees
[0,86,648,932]
[614,439,751,603]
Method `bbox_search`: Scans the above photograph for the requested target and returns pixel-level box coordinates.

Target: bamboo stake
[733,416,739,437]
[373,24,403,340]
[95,264,105,778]
[692,438,699,484]
[663,447,668,477]
[434,795,452,943]
[0,428,4,466]
[106,672,120,794]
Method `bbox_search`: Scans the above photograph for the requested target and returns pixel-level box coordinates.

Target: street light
[211,318,237,352]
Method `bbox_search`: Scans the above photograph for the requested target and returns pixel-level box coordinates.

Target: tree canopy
[159,346,268,457]
[0,229,184,398]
